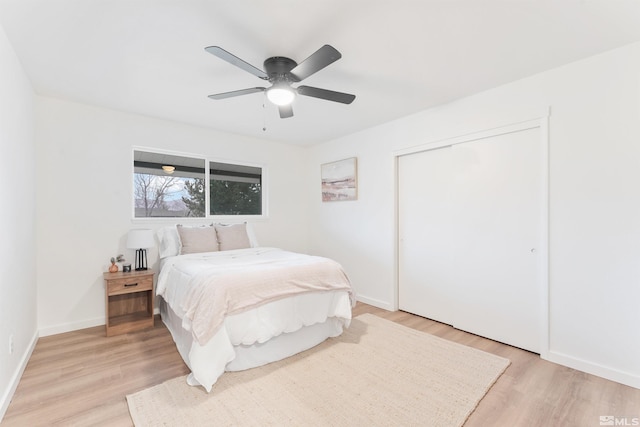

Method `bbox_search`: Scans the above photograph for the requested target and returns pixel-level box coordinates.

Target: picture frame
[321,157,357,202]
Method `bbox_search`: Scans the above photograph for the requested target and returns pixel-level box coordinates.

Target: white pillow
[156,226,181,258]
[245,222,259,248]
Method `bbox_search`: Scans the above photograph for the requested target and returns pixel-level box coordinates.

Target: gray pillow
[177,225,219,254]
[215,223,251,251]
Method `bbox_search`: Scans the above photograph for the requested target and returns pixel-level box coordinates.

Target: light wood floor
[3,303,639,426]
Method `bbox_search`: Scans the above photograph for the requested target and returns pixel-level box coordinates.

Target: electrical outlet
[9,334,13,355]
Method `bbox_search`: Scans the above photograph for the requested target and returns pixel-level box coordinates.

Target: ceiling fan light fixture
[266,85,296,106]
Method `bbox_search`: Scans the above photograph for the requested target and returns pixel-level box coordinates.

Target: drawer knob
[124,283,138,287]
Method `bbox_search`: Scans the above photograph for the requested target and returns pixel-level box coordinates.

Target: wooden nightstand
[103,270,154,336]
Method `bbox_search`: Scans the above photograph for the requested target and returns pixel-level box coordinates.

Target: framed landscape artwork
[321,157,357,202]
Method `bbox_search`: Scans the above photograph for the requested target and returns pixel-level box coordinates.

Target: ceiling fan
[205,45,356,119]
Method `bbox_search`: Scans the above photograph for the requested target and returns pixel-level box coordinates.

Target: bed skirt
[159,291,352,391]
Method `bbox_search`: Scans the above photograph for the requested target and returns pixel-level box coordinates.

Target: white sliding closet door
[398,146,456,326]
[398,127,542,353]
[398,147,455,324]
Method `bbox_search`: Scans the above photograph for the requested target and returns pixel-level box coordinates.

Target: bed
[155,223,354,392]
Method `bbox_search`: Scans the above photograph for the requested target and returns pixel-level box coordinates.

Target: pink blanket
[181,255,353,346]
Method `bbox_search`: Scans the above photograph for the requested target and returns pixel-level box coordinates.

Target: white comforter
[157,247,354,391]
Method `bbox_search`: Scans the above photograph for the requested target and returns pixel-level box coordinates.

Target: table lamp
[126,229,154,271]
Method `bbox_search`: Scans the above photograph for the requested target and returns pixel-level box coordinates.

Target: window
[210,162,262,215]
[133,151,206,218]
[133,149,265,218]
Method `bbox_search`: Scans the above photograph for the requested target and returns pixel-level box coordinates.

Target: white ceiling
[2,1,640,146]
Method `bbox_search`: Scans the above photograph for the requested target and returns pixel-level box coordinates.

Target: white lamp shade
[266,85,296,106]
[126,229,155,249]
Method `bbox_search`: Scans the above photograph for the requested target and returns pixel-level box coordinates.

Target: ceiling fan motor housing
[264,57,299,83]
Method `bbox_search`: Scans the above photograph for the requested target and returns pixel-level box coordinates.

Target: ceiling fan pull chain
[262,94,267,132]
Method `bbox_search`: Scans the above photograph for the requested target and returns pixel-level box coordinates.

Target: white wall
[0,25,37,419]
[305,136,397,310]
[35,97,309,336]
[308,41,640,388]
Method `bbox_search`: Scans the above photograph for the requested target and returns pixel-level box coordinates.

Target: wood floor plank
[3,306,639,426]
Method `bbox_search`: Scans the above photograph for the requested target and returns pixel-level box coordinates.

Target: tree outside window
[210,162,262,215]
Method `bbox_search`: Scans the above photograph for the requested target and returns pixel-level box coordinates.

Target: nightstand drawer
[107,276,153,295]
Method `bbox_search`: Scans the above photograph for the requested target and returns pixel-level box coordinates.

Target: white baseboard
[356,295,394,311]
[38,316,104,337]
[545,350,640,390]
[39,308,161,338]
[354,295,639,390]
[0,330,38,422]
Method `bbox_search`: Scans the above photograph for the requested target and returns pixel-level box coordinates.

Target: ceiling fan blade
[290,45,341,81]
[297,85,356,104]
[208,87,265,100]
[279,104,294,119]
[205,46,268,80]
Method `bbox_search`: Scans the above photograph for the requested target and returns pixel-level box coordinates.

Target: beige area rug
[127,313,510,427]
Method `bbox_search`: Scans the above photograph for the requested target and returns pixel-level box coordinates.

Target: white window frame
[132,147,268,222]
